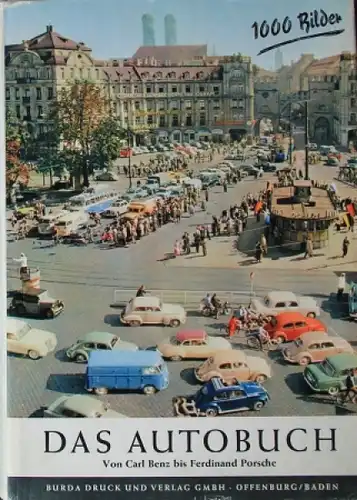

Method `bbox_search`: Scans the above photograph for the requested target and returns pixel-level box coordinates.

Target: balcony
[23,115,32,122]
[348,120,357,126]
[16,77,35,84]
[22,97,31,104]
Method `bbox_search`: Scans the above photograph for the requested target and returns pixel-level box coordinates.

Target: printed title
[44,427,338,455]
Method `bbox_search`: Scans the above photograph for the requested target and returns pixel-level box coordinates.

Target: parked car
[121,296,186,327]
[303,353,357,395]
[9,289,64,319]
[103,199,128,218]
[282,332,353,366]
[308,143,318,150]
[326,157,340,166]
[7,318,57,360]
[242,164,259,175]
[66,331,138,363]
[175,377,270,416]
[157,330,231,361]
[251,291,320,318]
[119,148,132,158]
[264,312,326,344]
[95,172,119,181]
[195,349,271,384]
[86,350,169,395]
[44,395,127,418]
[262,163,277,172]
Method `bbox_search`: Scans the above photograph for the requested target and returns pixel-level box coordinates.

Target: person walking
[194,233,200,253]
[340,370,356,404]
[255,241,262,263]
[342,236,350,258]
[260,234,268,255]
[304,235,313,259]
[201,238,207,257]
[337,273,346,301]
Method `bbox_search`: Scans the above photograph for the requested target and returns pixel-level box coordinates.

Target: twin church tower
[142,14,177,46]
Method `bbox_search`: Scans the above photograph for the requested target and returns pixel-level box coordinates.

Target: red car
[120,148,133,158]
[265,312,326,344]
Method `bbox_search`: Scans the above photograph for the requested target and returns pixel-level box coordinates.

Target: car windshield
[170,336,180,345]
[16,323,31,338]
[110,336,118,347]
[321,360,336,377]
[295,338,303,347]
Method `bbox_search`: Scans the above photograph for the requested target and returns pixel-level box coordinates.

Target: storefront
[197,128,211,141]
[182,129,196,142]
[272,214,335,250]
[211,129,224,142]
[155,130,169,143]
[170,130,182,142]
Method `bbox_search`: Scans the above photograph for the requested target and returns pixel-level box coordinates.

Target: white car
[44,395,127,418]
[250,291,320,318]
[104,199,128,217]
[7,318,57,359]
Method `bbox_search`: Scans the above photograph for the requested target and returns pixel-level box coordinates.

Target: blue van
[85,350,169,395]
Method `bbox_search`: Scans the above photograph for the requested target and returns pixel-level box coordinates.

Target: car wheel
[170,355,182,361]
[15,304,26,316]
[75,353,87,363]
[28,350,40,360]
[275,335,285,344]
[255,374,267,384]
[328,386,339,396]
[205,407,218,417]
[129,320,141,327]
[202,308,211,317]
[45,309,54,319]
[143,385,156,395]
[169,319,180,328]
[299,356,311,366]
[253,400,265,411]
[307,312,316,318]
[94,387,108,395]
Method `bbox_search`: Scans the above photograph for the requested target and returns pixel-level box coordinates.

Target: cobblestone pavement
[7,166,357,418]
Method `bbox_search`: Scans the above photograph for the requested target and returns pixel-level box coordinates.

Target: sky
[4,0,355,69]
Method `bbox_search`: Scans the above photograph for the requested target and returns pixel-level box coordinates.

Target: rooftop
[133,44,208,64]
[271,186,337,220]
[304,55,341,76]
[176,329,207,342]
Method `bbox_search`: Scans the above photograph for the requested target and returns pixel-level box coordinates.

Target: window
[231,99,238,108]
[308,343,320,350]
[25,106,31,118]
[230,390,244,398]
[172,115,179,127]
[275,302,286,308]
[48,88,53,100]
[147,115,153,125]
[25,88,31,97]
[134,101,140,110]
[70,69,74,78]
[321,342,335,349]
[295,322,306,328]
[123,102,128,112]
[61,409,84,418]
[36,88,42,99]
[289,301,298,307]
[283,323,294,329]
[219,363,232,370]
[37,106,43,118]
[5,88,10,100]
[185,101,192,109]
[199,85,205,92]
[213,86,220,95]
[146,86,151,93]
[186,116,192,126]
[15,89,19,100]
[159,102,165,110]
[96,343,110,350]
[214,392,229,400]
[199,100,205,110]
[351,98,356,108]
[159,86,164,93]
[170,100,179,110]
[213,99,220,109]
[159,116,165,127]
[199,114,206,126]
[185,85,191,93]
[83,343,96,349]
[16,105,20,118]
[134,85,139,93]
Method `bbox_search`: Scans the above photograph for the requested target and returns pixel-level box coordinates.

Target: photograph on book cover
[2,0,357,498]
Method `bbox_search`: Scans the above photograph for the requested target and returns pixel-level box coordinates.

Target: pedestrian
[304,235,313,259]
[260,234,268,255]
[255,241,262,263]
[340,370,356,404]
[173,240,181,257]
[337,273,346,301]
[194,233,200,253]
[201,239,207,256]
[342,236,350,257]
[205,189,209,202]
[223,182,228,193]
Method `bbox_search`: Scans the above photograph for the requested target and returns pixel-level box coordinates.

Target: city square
[4,0,357,420]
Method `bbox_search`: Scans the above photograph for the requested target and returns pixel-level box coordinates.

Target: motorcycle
[201,301,232,318]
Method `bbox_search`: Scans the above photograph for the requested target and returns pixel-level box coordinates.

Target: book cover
[2,0,357,498]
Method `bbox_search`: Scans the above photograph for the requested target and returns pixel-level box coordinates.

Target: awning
[211,129,224,135]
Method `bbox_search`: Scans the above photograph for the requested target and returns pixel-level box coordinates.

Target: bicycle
[334,389,357,406]
[246,334,279,352]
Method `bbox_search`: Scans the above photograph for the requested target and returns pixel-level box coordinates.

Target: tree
[5,109,30,196]
[51,80,110,186]
[90,117,125,171]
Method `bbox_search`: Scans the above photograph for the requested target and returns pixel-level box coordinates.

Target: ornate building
[5,26,254,144]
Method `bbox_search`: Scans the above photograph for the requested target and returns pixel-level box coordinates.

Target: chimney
[46,25,53,33]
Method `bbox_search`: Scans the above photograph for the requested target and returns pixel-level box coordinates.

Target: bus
[68,185,119,214]
[54,212,89,237]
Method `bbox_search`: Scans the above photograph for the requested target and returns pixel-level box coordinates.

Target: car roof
[176,329,207,342]
[211,350,246,363]
[300,331,328,344]
[62,395,104,416]
[275,312,311,322]
[7,318,28,332]
[88,349,162,368]
[131,296,161,307]
[79,331,117,343]
[327,353,357,369]
[266,291,297,302]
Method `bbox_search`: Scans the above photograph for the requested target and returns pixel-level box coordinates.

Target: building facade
[5,26,254,144]
[4,25,355,146]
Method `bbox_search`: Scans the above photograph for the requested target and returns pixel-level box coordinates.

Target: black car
[262,163,277,172]
[9,289,64,319]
